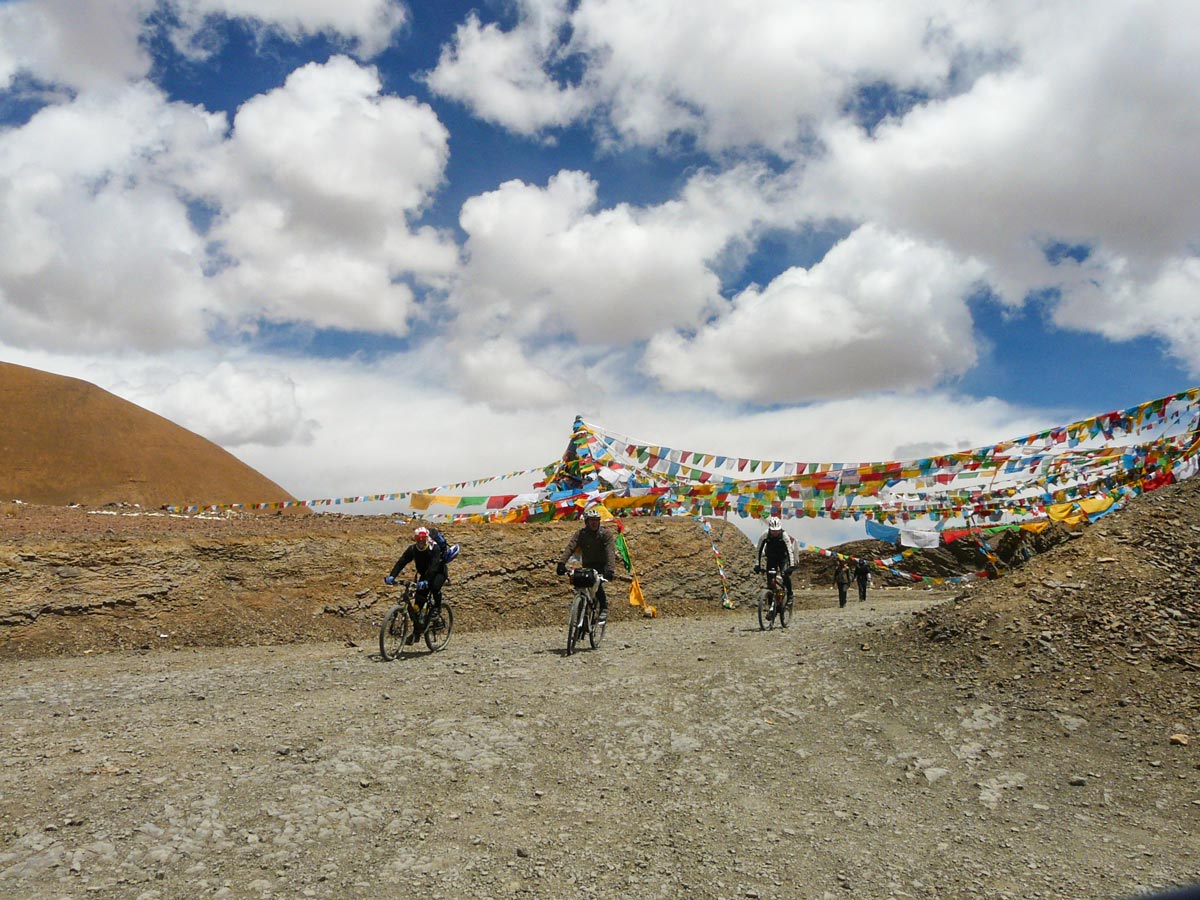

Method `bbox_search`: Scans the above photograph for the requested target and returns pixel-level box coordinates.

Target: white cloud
[428,0,976,151]
[1050,252,1200,376]
[427,0,1200,386]
[644,225,987,402]
[172,0,406,58]
[0,83,227,350]
[451,337,573,411]
[113,360,318,448]
[424,3,586,135]
[0,0,405,94]
[0,0,157,92]
[798,0,1200,344]
[573,0,972,153]
[454,165,775,346]
[0,56,457,353]
[205,56,458,335]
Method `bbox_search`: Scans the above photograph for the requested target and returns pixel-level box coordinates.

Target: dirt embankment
[0,508,758,658]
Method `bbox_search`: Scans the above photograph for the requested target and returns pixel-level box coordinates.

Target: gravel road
[2,591,1196,900]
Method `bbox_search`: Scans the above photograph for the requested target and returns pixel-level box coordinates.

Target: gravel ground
[2,590,1196,900]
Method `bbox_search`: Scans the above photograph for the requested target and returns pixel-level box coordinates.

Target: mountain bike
[758,567,792,630]
[379,581,454,660]
[565,567,606,655]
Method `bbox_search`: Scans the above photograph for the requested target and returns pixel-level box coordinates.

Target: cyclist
[754,516,797,623]
[385,525,449,641]
[555,507,617,624]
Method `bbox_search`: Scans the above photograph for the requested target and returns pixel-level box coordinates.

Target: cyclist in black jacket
[385,526,448,638]
[755,516,797,614]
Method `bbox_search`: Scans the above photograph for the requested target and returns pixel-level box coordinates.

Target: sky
[1,0,1198,534]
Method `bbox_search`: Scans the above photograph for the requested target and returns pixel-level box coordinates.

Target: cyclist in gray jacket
[555,508,617,623]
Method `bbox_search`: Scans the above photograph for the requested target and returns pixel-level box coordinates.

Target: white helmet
[767,516,783,531]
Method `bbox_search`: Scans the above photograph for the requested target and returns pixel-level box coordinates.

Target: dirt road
[2,591,1196,900]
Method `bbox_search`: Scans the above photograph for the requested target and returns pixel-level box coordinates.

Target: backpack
[429,528,459,563]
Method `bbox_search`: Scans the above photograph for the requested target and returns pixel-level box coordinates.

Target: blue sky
[1,0,1197,521]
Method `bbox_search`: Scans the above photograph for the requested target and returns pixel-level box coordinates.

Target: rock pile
[895,475,1200,722]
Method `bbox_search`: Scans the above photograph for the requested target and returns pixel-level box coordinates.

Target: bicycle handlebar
[564,567,607,583]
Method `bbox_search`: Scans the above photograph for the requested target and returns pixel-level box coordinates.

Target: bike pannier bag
[571,569,597,588]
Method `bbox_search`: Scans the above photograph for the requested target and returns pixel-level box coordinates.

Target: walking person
[853,557,871,602]
[834,559,852,607]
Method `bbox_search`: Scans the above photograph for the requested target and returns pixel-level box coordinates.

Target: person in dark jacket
[834,559,852,607]
[385,525,448,639]
[556,507,617,623]
[854,557,871,601]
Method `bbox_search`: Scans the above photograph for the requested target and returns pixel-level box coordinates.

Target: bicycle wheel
[778,591,792,627]
[424,603,454,652]
[757,590,773,630]
[589,599,604,649]
[566,594,584,655]
[379,604,411,660]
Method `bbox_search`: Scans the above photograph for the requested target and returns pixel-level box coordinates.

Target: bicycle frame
[766,569,786,613]
[379,581,453,660]
[758,567,791,630]
[565,567,606,654]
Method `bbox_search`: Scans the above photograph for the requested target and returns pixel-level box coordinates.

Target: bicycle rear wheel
[566,594,584,655]
[424,603,454,652]
[757,590,773,630]
[379,604,411,660]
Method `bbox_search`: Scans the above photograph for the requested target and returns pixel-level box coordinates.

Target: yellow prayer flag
[629,575,645,607]
[1079,496,1114,516]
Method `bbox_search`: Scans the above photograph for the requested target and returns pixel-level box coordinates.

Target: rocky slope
[0,508,757,658]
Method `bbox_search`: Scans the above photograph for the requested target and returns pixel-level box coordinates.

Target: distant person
[556,507,617,624]
[385,525,454,641]
[854,557,871,601]
[754,516,797,612]
[834,559,852,608]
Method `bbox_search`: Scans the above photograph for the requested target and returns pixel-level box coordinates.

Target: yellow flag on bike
[629,575,645,607]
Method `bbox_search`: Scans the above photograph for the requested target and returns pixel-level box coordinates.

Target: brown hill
[0,361,295,508]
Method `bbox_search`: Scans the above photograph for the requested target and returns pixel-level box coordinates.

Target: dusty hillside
[0,361,295,508]
[0,509,757,658]
[882,475,1200,725]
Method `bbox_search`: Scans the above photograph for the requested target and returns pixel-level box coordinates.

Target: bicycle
[758,567,792,630]
[379,581,454,660]
[564,567,606,655]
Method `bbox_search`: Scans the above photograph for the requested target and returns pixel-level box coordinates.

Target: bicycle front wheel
[566,594,584,655]
[779,593,793,627]
[424,603,454,652]
[589,600,604,649]
[379,604,411,660]
[757,590,773,630]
